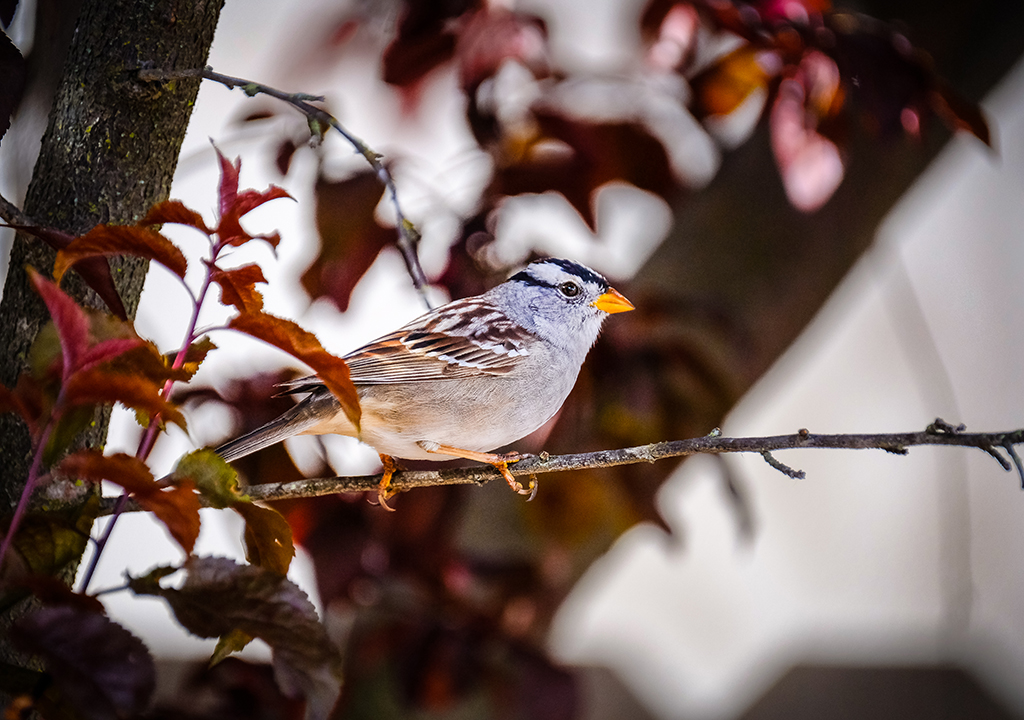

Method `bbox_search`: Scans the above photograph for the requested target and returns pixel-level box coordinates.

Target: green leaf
[1,496,100,611]
[173,449,241,509]
[210,628,254,667]
[234,502,295,575]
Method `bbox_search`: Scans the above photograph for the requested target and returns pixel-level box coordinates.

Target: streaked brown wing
[341,298,534,385]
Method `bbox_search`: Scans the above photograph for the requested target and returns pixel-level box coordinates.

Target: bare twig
[138,65,433,309]
[0,192,32,227]
[90,421,1024,516]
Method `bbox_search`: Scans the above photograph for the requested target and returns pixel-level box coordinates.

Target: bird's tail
[215,389,339,462]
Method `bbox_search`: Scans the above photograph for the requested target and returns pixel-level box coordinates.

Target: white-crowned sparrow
[215,257,634,508]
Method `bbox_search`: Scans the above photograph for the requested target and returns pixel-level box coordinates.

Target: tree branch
[0,192,31,227]
[137,65,434,309]
[89,420,1024,516]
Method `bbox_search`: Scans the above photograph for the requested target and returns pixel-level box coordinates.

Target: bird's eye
[559,281,581,298]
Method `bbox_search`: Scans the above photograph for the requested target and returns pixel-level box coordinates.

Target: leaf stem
[0,419,56,573]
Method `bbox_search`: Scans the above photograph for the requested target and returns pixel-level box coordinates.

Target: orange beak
[592,287,634,314]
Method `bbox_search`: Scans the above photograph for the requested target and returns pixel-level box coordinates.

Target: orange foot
[417,442,537,500]
[377,453,400,512]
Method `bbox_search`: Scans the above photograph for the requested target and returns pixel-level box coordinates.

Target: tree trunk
[0,0,223,683]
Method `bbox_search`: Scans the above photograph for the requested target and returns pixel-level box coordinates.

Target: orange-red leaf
[63,368,186,429]
[60,450,201,554]
[54,225,188,282]
[228,312,360,430]
[59,450,153,489]
[28,267,90,378]
[141,200,213,235]
[140,481,202,555]
[11,224,127,319]
[210,263,267,313]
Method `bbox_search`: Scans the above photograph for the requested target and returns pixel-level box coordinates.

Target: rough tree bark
[0,0,223,683]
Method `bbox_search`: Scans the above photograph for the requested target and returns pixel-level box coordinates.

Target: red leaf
[76,337,145,375]
[211,145,292,248]
[228,312,360,430]
[28,268,90,378]
[210,263,267,313]
[141,199,213,234]
[55,225,188,282]
[59,450,200,555]
[63,367,187,429]
[301,170,391,312]
[7,224,127,320]
[215,145,241,219]
[231,186,293,219]
[11,606,156,718]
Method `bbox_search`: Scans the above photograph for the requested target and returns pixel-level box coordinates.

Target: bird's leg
[377,453,400,512]
[417,441,537,499]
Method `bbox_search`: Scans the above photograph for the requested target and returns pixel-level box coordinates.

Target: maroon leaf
[141,199,213,235]
[490,111,676,229]
[275,138,299,176]
[382,0,480,87]
[28,267,91,379]
[11,605,156,720]
[55,224,188,282]
[301,170,391,312]
[129,556,342,719]
[6,223,127,319]
[0,27,26,142]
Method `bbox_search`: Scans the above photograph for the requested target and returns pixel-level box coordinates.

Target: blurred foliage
[1,0,1018,717]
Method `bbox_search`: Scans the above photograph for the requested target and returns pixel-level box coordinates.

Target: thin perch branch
[91,422,1024,516]
[137,65,433,309]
